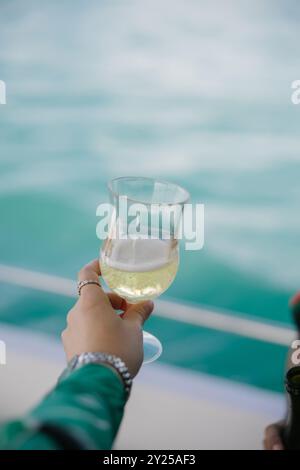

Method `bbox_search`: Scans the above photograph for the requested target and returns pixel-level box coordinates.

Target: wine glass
[100,176,189,363]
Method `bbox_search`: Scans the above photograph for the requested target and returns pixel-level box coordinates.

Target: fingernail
[272,444,282,450]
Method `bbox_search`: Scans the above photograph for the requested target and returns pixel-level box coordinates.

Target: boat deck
[1,322,285,449]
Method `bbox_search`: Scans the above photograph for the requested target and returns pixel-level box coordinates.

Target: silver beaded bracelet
[63,352,133,398]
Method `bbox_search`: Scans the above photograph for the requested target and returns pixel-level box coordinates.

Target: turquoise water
[0,0,300,391]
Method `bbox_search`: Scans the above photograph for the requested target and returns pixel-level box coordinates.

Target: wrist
[60,352,133,398]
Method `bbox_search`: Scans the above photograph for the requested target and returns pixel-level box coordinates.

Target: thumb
[123,300,154,327]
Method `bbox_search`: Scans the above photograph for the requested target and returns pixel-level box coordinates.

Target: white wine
[101,258,178,303]
[100,238,179,303]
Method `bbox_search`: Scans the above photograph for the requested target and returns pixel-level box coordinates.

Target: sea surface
[0,0,300,391]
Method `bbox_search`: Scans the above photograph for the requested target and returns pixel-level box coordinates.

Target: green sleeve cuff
[0,363,127,450]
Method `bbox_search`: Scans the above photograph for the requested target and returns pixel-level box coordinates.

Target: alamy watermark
[291,80,300,105]
[96,197,204,251]
[0,340,6,365]
[290,340,300,365]
[0,80,6,104]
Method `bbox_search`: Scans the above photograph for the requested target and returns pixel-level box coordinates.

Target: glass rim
[107,176,190,206]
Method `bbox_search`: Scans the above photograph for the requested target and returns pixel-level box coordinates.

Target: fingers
[78,259,101,282]
[107,293,127,311]
[263,423,284,450]
[77,259,108,306]
[123,300,154,327]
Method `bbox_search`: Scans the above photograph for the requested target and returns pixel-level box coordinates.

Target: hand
[263,420,285,450]
[61,259,154,377]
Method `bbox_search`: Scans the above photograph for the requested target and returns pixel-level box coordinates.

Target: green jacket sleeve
[0,363,126,450]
